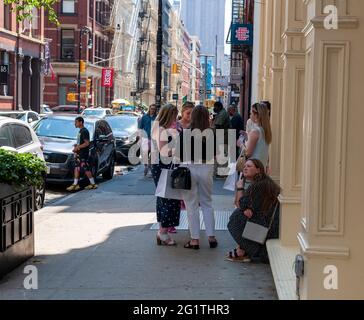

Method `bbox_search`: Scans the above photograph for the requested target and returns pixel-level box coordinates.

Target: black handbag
[171,167,192,190]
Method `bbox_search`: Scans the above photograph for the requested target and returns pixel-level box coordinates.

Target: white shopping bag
[223,162,238,192]
[155,168,185,200]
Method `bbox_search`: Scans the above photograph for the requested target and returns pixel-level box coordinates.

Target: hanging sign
[101,68,114,87]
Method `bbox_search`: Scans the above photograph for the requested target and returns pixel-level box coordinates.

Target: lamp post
[78,26,93,114]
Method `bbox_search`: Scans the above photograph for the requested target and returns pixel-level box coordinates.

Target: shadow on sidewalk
[0,221,277,300]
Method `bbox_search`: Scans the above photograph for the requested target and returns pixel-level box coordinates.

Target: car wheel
[34,176,46,211]
[102,155,115,180]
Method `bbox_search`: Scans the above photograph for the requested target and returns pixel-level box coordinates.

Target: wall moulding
[297,232,350,259]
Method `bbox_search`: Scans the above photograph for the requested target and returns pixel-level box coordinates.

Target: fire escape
[227,0,254,123]
[136,0,152,98]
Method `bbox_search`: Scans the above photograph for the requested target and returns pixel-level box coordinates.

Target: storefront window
[0,52,10,96]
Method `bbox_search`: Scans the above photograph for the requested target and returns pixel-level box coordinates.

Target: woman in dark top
[227,159,280,263]
[177,105,218,250]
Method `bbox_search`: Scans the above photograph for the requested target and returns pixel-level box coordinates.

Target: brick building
[0,1,45,112]
[43,0,114,108]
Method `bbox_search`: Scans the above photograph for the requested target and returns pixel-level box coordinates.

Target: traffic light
[86,78,91,91]
[172,63,181,74]
[80,60,86,73]
[67,92,76,102]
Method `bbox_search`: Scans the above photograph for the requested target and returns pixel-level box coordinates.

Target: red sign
[101,68,114,87]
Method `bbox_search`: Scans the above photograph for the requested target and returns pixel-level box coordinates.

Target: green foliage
[4,0,59,25]
[0,149,46,188]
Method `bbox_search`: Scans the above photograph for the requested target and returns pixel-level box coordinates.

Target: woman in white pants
[178,105,218,250]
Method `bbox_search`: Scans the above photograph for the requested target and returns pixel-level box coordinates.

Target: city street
[0,165,277,300]
[44,164,135,206]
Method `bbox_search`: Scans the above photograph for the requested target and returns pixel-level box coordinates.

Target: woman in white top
[245,102,272,170]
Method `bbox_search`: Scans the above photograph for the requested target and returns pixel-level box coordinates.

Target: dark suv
[33,115,116,183]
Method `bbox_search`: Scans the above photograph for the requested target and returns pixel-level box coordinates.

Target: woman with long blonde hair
[245,102,272,170]
[151,104,181,246]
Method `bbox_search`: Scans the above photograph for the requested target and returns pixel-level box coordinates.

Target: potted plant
[0,149,46,278]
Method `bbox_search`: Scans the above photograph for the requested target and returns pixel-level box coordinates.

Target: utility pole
[77,26,93,114]
[155,0,163,112]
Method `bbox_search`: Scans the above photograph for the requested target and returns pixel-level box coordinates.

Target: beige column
[262,0,274,101]
[278,0,306,245]
[268,0,285,184]
[299,0,364,299]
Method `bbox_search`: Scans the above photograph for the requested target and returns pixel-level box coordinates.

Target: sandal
[225,249,251,263]
[184,240,200,250]
[209,239,218,249]
[156,232,177,246]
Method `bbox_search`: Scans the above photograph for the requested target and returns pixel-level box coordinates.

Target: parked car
[33,115,116,183]
[0,116,46,210]
[52,105,85,114]
[0,110,41,124]
[82,108,113,118]
[40,104,53,116]
[105,115,139,163]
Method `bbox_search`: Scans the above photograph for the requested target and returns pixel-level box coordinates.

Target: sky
[225,0,232,54]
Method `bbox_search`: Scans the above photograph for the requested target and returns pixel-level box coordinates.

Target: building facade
[111,0,140,101]
[255,0,364,299]
[43,0,114,108]
[181,0,226,75]
[0,1,45,112]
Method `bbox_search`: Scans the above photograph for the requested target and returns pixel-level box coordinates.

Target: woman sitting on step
[227,159,280,263]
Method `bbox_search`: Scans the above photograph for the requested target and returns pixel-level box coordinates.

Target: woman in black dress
[227,159,280,263]
[151,104,181,246]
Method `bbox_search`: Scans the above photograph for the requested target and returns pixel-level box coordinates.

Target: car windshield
[43,106,52,112]
[107,117,138,134]
[34,118,94,140]
[0,112,24,120]
[83,109,104,117]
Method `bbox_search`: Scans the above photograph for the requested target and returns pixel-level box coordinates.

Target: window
[10,125,32,148]
[29,112,39,122]
[3,4,11,30]
[0,125,13,147]
[62,0,75,14]
[61,29,75,60]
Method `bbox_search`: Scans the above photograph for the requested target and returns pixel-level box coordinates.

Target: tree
[4,0,59,25]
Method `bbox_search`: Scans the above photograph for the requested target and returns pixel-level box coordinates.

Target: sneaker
[85,184,98,190]
[66,184,80,192]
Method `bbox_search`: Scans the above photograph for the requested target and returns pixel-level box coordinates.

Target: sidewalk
[0,166,277,300]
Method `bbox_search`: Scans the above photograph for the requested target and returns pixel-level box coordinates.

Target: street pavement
[0,165,277,300]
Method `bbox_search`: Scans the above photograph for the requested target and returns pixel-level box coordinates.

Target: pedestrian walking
[66,116,97,191]
[151,104,181,246]
[178,105,218,250]
[226,159,280,263]
[139,104,157,176]
[228,105,245,160]
[212,101,231,177]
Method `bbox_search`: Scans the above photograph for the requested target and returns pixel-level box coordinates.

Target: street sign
[0,65,9,85]
[101,68,114,87]
[172,94,179,100]
[130,91,137,97]
[231,24,253,46]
